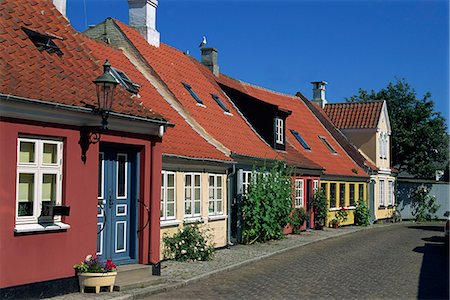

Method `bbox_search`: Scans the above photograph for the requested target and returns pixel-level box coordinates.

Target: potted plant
[330,217,340,228]
[290,207,309,234]
[74,255,117,293]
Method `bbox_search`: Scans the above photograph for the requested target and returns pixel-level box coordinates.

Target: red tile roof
[0,0,164,122]
[323,101,384,129]
[216,75,368,177]
[113,20,285,162]
[1,0,230,162]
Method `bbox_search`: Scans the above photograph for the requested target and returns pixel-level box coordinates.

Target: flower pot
[78,272,117,293]
[332,222,340,229]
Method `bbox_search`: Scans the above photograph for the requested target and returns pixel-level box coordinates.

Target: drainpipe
[227,164,236,246]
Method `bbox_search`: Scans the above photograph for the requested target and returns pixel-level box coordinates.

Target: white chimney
[311,81,328,108]
[128,0,160,47]
[52,0,66,17]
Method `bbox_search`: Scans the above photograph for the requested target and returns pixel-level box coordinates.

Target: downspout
[227,164,236,246]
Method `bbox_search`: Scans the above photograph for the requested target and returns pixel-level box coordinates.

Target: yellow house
[160,168,228,258]
[324,100,396,222]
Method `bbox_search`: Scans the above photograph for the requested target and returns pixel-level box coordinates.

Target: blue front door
[97,147,138,264]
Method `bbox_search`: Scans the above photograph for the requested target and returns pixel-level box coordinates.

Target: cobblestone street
[148,223,449,300]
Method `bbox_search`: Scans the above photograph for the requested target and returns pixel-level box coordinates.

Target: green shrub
[411,186,440,222]
[290,207,309,234]
[354,199,371,226]
[162,224,214,261]
[336,207,349,224]
[242,162,293,244]
[312,190,328,229]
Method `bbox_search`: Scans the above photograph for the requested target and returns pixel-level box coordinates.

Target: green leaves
[242,162,293,244]
[411,186,440,222]
[346,79,449,179]
[312,190,328,228]
[162,224,215,262]
[354,199,371,226]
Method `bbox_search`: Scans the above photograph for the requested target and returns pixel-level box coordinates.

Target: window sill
[14,222,70,234]
[378,206,386,210]
[329,206,356,211]
[160,219,182,228]
[208,214,227,221]
[184,216,204,224]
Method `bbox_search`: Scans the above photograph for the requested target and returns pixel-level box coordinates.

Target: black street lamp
[79,59,118,163]
[93,59,118,129]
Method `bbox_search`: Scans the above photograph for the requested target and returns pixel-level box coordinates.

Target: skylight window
[110,67,140,94]
[22,27,63,56]
[319,136,337,154]
[291,129,310,150]
[182,82,203,105]
[211,94,229,113]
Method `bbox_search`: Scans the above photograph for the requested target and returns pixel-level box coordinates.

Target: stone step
[114,264,167,291]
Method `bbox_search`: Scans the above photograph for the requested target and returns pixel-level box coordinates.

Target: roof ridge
[221,73,298,100]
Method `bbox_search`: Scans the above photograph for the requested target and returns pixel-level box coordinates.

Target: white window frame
[161,171,176,220]
[242,171,252,195]
[208,174,224,216]
[16,137,63,226]
[295,179,304,208]
[275,117,284,144]
[313,180,319,193]
[379,179,385,207]
[388,180,394,206]
[184,173,202,218]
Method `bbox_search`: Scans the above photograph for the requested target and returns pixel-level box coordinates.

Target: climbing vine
[242,162,293,244]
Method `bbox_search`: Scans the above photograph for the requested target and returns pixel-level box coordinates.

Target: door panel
[97,148,137,264]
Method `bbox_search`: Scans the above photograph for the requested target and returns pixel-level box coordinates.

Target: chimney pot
[311,81,328,108]
[201,48,219,76]
[128,0,160,47]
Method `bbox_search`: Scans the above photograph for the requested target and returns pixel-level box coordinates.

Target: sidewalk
[51,225,384,300]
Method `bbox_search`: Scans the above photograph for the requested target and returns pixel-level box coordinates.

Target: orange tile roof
[114,20,284,162]
[1,0,229,162]
[324,101,384,129]
[216,75,368,177]
[0,0,164,122]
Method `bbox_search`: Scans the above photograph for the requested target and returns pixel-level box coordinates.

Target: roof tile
[324,101,384,129]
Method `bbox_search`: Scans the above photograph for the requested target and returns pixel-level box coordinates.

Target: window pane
[168,174,175,187]
[195,175,200,187]
[217,200,223,213]
[167,188,175,202]
[42,174,56,203]
[185,200,191,215]
[19,142,35,163]
[330,183,336,208]
[349,184,355,206]
[194,201,201,214]
[18,173,34,216]
[194,187,201,200]
[339,184,345,207]
[217,177,222,187]
[209,176,214,187]
[185,175,191,187]
[117,155,126,197]
[217,188,222,200]
[209,187,214,199]
[359,184,364,201]
[209,200,214,213]
[167,203,175,217]
[43,143,57,164]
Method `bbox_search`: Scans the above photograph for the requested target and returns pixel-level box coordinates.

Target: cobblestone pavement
[146,223,449,300]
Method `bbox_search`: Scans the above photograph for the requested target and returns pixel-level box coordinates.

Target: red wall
[0,119,161,288]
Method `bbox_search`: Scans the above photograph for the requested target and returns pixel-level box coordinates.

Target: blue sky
[67,0,449,125]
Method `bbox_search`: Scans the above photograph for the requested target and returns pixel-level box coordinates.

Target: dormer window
[291,129,310,150]
[110,67,140,94]
[275,117,284,145]
[22,27,63,56]
[319,136,337,154]
[182,82,204,105]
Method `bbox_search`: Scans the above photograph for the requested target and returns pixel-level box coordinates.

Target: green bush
[312,190,328,229]
[354,199,371,226]
[162,224,214,261]
[242,162,293,244]
[411,186,440,222]
[290,207,309,234]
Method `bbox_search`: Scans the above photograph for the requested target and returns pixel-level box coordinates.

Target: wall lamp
[79,59,118,163]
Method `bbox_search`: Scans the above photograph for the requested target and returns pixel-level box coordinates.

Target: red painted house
[0,0,171,297]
